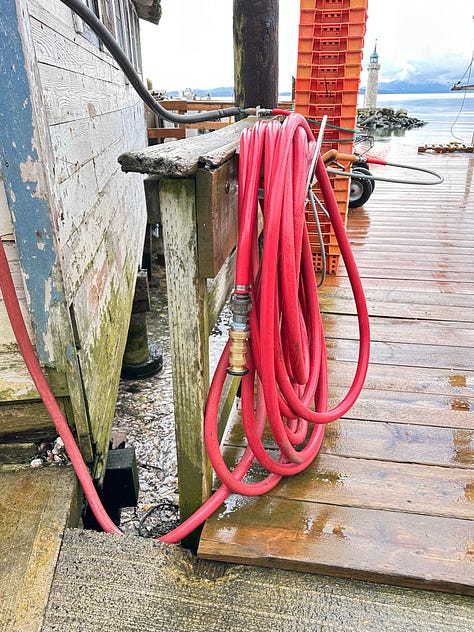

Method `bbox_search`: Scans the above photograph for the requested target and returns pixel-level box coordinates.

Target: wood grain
[200,497,474,595]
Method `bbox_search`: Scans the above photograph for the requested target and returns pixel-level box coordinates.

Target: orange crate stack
[295,0,368,275]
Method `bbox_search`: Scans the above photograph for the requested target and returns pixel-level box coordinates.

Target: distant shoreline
[163,86,456,99]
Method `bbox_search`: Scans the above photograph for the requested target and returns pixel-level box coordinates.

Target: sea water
[357,92,474,147]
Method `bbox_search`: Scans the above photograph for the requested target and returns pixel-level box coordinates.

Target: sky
[139,0,474,93]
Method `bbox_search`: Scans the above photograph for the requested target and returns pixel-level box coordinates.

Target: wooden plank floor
[198,147,474,594]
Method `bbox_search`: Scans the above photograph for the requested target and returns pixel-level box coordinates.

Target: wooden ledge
[119,117,256,178]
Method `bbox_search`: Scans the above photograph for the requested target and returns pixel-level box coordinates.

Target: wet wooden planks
[0,466,80,632]
[199,150,474,594]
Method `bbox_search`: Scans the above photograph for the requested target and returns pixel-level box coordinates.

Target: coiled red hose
[0,112,369,543]
[161,113,370,542]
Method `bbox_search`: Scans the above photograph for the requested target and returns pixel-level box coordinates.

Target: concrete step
[42,529,474,632]
[0,465,80,632]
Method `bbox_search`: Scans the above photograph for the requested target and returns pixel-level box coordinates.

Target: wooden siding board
[39,62,141,127]
[0,1,67,364]
[0,0,146,471]
[29,0,146,476]
[30,12,122,84]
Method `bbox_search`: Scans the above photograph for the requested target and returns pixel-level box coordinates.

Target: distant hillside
[168,87,234,98]
[167,81,453,99]
[360,80,452,94]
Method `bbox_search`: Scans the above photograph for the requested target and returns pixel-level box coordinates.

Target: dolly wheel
[349,168,374,208]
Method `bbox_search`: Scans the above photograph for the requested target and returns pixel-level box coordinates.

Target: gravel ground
[112,245,230,537]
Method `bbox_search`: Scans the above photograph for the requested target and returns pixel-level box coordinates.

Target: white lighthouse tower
[364,42,380,109]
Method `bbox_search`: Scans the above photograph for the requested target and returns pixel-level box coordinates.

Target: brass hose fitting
[227,290,251,376]
[227,328,249,376]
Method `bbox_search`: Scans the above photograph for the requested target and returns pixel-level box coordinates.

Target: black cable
[59,0,241,124]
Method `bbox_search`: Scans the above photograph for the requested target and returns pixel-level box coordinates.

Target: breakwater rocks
[357,107,426,131]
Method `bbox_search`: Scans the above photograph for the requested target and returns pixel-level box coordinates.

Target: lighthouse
[364,42,380,109]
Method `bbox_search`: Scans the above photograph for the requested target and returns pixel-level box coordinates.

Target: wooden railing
[146,98,293,142]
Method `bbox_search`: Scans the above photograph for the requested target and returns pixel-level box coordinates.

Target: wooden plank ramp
[0,466,80,632]
[198,148,474,594]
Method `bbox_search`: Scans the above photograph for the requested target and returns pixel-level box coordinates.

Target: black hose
[59,0,242,124]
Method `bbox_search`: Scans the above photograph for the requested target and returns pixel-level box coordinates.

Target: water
[357,92,474,147]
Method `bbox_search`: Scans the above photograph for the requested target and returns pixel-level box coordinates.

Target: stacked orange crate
[295,0,368,274]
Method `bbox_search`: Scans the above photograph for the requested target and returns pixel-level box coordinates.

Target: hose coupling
[230,290,252,325]
[227,327,249,376]
[227,291,251,376]
[256,106,273,118]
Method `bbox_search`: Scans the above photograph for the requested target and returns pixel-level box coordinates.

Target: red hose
[0,112,369,543]
[0,237,121,534]
[161,113,370,542]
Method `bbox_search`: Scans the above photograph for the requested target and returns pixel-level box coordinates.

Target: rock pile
[357,107,426,131]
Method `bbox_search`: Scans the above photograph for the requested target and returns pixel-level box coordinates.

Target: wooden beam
[147,127,186,139]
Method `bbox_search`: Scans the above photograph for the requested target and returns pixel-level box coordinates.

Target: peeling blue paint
[0,2,64,362]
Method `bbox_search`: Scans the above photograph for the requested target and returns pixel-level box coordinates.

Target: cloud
[362,51,473,89]
[394,63,417,82]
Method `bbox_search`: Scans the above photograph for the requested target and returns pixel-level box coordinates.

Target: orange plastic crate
[299,22,366,39]
[305,102,357,120]
[295,90,338,105]
[316,36,365,51]
[312,252,341,275]
[295,89,359,107]
[300,0,368,12]
[298,50,362,67]
[302,0,367,9]
[299,7,367,25]
[315,0,368,8]
[314,7,367,23]
[311,77,360,92]
[309,237,342,257]
[299,35,366,53]
[298,63,361,80]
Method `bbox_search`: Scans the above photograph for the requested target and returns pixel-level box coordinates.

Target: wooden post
[159,177,212,525]
[118,119,256,542]
[233,0,279,111]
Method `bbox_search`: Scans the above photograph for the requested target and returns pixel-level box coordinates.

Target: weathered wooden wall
[0,0,147,478]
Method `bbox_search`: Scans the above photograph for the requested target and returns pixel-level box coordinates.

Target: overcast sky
[140,0,474,92]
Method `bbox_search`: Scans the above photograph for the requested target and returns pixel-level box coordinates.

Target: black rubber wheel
[351,165,375,191]
[349,168,374,208]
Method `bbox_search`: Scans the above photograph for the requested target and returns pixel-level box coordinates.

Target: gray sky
[140,0,474,92]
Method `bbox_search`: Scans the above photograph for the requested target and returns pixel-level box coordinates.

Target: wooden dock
[198,147,474,594]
